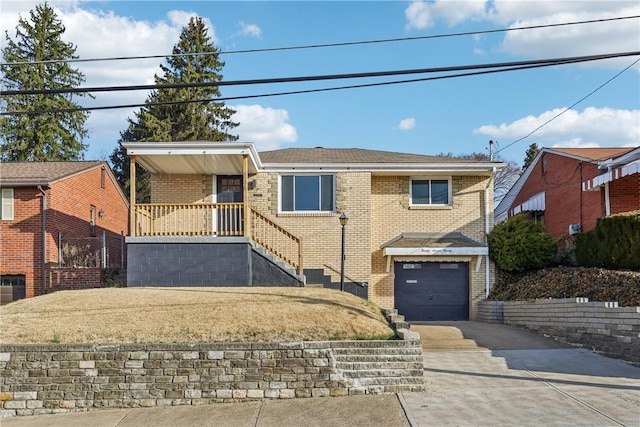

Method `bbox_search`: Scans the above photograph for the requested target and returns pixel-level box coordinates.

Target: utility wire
[1,15,638,67]
[2,55,630,116]
[496,57,640,153]
[3,51,638,96]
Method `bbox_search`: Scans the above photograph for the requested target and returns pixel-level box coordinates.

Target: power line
[3,51,638,96]
[2,55,632,116]
[496,57,640,154]
[1,15,638,67]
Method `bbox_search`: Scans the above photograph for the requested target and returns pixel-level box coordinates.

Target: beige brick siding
[151,174,211,203]
[249,172,371,284]
[370,175,494,315]
[149,170,495,318]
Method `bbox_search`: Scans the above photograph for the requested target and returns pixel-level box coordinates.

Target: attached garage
[381,232,490,321]
[394,262,469,321]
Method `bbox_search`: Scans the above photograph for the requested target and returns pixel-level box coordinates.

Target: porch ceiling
[123,142,260,175]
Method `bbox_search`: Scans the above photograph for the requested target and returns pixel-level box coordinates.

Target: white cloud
[404,1,640,69]
[1,2,219,157]
[233,105,298,151]
[474,107,640,147]
[236,21,262,38]
[397,118,417,131]
[405,0,487,30]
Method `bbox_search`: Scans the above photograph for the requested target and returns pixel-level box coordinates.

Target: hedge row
[575,211,640,270]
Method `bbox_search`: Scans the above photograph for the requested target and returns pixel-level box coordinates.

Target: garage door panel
[394,262,469,321]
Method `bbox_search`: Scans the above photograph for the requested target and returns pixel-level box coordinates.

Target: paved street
[4,321,639,426]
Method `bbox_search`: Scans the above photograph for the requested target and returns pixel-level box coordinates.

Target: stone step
[334,354,423,363]
[341,369,424,379]
[353,376,425,386]
[332,347,423,356]
[336,361,424,370]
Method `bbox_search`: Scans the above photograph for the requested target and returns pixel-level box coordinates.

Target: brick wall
[370,175,493,311]
[1,164,128,298]
[510,153,604,241]
[150,174,210,203]
[249,172,372,286]
[149,171,494,315]
[0,188,43,299]
[477,298,640,366]
[609,174,640,214]
[47,268,102,292]
[0,339,424,417]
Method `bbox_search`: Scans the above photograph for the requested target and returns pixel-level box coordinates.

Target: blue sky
[2,1,639,166]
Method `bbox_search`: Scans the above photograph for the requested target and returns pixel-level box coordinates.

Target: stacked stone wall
[0,340,424,417]
[477,298,640,366]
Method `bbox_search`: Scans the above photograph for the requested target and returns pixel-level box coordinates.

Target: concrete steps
[332,345,425,393]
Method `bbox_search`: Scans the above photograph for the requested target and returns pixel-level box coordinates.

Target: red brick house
[0,161,129,303]
[495,147,638,243]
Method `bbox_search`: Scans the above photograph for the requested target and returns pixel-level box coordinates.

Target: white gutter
[485,167,496,297]
[261,163,504,174]
[383,247,488,256]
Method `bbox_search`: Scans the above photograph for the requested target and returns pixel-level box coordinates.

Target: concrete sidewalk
[1,394,411,427]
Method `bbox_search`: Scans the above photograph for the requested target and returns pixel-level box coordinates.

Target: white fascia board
[123,142,262,169]
[261,162,505,173]
[599,146,640,170]
[384,247,488,256]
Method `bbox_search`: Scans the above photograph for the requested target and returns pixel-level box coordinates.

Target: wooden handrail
[250,207,303,274]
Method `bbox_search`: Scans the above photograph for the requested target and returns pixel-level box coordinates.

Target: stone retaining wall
[477,298,640,366]
[0,339,424,417]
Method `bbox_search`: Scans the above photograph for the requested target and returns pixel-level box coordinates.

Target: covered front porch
[123,142,303,283]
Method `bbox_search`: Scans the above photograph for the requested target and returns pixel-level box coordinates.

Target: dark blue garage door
[394,262,469,321]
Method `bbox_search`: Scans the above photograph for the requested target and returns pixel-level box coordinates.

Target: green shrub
[489,214,557,272]
[575,211,640,270]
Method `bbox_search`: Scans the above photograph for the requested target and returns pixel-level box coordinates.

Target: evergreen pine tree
[1,3,90,161]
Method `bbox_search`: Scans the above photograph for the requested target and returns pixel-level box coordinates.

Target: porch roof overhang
[122,142,261,175]
[381,232,488,257]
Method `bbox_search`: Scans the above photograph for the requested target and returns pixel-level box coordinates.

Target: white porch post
[243,154,250,237]
[129,155,136,237]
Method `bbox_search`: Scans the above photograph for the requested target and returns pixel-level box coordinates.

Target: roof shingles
[0,161,104,186]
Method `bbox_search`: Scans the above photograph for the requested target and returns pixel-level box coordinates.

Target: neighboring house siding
[609,174,640,215]
[48,166,129,250]
[249,171,372,286]
[1,165,128,299]
[0,188,43,298]
[370,175,492,313]
[511,153,603,241]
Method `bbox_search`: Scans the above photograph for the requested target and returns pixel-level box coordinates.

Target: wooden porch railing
[134,203,244,237]
[250,208,303,274]
[132,203,303,274]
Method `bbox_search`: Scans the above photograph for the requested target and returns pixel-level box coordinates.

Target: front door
[216,175,243,234]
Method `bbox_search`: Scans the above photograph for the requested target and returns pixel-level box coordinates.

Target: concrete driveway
[401,321,640,427]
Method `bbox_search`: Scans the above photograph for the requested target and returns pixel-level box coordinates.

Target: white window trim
[409,176,452,207]
[1,188,14,221]
[277,173,337,214]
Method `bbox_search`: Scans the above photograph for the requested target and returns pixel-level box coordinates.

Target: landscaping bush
[490,266,640,307]
[488,214,557,272]
[575,211,640,270]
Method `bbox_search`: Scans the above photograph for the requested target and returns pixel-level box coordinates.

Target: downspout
[484,168,497,298]
[38,185,47,296]
[579,162,584,227]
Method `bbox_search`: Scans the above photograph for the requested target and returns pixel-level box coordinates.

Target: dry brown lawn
[0,287,395,344]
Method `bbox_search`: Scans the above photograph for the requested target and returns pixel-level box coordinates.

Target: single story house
[0,161,129,303]
[495,147,637,242]
[124,142,504,321]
